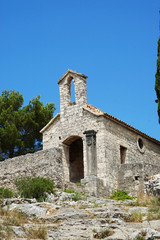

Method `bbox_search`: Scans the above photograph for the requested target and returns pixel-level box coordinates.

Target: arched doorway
[63,136,84,183]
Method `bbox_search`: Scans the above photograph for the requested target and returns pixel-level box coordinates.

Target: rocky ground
[0,188,160,240]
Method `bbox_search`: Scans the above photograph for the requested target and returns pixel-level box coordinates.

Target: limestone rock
[0,193,160,239]
[8,203,48,217]
[11,226,26,237]
[145,174,160,197]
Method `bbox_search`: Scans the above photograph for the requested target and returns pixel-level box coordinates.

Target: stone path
[0,193,160,239]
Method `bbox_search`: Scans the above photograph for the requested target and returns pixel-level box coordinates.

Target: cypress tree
[155,38,160,122]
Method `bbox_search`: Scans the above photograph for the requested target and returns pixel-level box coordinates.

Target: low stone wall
[118,163,160,196]
[0,148,63,190]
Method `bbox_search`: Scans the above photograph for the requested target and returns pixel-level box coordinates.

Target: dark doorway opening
[66,137,84,182]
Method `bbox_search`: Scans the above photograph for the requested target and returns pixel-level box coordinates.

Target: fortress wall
[0,148,63,190]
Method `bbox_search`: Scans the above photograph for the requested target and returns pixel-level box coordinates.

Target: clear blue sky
[1,0,160,140]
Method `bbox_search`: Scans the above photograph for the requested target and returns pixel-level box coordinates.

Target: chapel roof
[40,103,160,145]
[84,104,160,145]
[57,69,88,84]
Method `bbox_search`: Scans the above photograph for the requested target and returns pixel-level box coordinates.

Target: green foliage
[147,199,160,220]
[155,38,160,122]
[0,187,14,198]
[72,192,81,201]
[76,182,81,186]
[14,177,55,201]
[63,188,81,201]
[0,90,55,159]
[63,188,75,193]
[110,190,134,201]
[135,231,147,240]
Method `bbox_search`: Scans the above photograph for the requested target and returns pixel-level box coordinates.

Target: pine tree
[0,90,55,160]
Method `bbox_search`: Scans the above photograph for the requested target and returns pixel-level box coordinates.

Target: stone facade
[40,69,160,196]
[0,148,63,190]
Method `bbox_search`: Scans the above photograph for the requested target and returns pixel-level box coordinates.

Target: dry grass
[41,204,58,215]
[0,225,13,240]
[93,228,114,239]
[128,194,160,207]
[3,209,29,227]
[127,195,160,222]
[124,211,145,223]
[135,230,147,240]
[26,226,47,239]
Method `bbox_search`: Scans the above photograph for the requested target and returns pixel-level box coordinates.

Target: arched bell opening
[63,136,84,183]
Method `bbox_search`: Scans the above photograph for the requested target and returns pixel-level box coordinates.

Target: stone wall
[103,117,160,194]
[42,107,160,196]
[0,148,63,190]
[118,163,160,196]
[41,70,160,196]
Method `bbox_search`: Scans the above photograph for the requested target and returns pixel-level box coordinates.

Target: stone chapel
[40,69,160,195]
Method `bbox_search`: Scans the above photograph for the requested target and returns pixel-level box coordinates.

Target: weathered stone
[8,203,48,217]
[1,197,37,207]
[11,226,26,237]
[145,228,160,240]
[128,206,148,214]
[1,70,160,198]
[58,192,76,202]
[40,70,160,197]
[0,194,159,240]
[145,174,160,197]
[105,229,128,240]
[0,148,63,190]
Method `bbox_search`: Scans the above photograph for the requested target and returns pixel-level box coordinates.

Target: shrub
[14,177,55,201]
[110,190,134,201]
[0,187,14,198]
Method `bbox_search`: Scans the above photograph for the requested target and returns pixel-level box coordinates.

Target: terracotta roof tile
[40,103,160,145]
[86,104,104,114]
[85,104,160,145]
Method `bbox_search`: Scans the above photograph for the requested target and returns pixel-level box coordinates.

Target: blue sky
[0,0,160,140]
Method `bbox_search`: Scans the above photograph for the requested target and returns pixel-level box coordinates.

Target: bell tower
[57,69,88,115]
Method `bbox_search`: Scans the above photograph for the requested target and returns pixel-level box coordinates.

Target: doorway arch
[63,136,84,183]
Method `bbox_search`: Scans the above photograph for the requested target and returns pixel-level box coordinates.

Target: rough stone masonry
[1,69,160,196]
[0,148,63,190]
[40,69,160,196]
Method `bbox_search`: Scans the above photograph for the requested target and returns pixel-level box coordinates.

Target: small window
[138,138,143,149]
[137,137,145,153]
[120,146,127,164]
[70,79,75,103]
[67,76,76,105]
